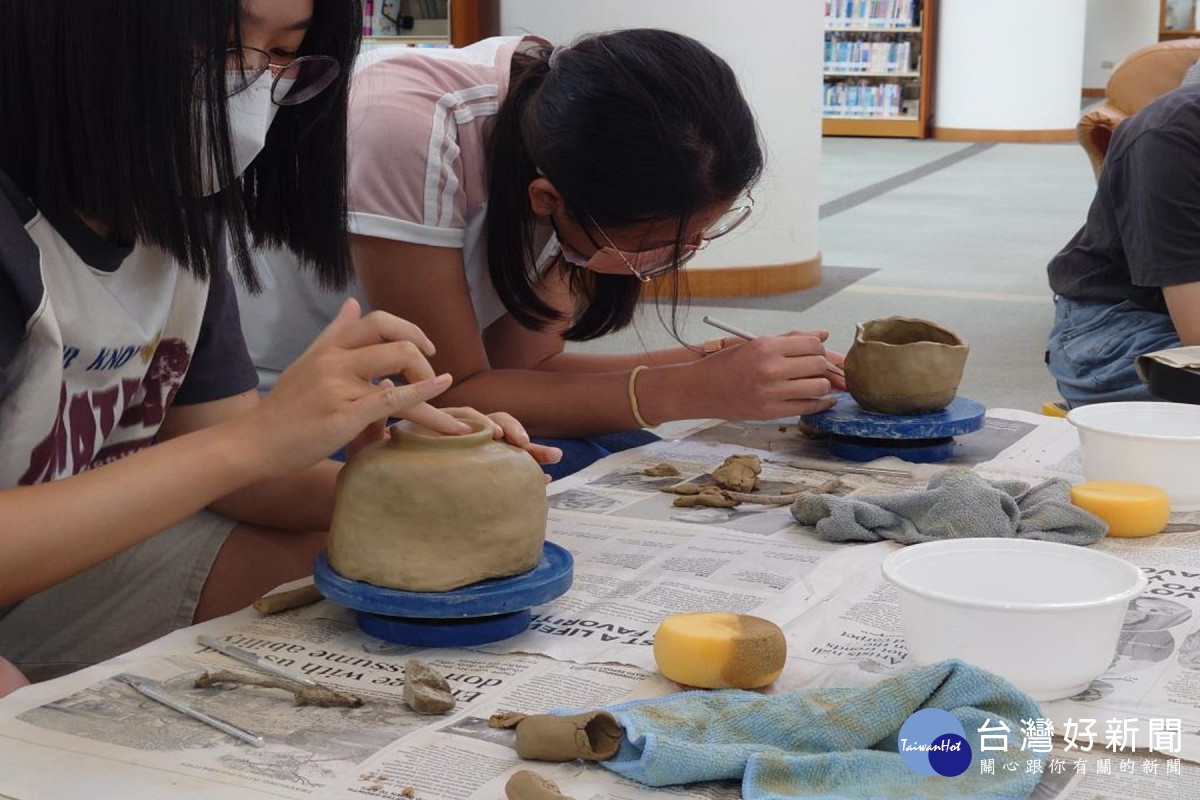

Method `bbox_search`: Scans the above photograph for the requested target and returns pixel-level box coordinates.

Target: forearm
[0,422,267,605]
[437,366,702,437]
[209,459,341,532]
[534,346,701,373]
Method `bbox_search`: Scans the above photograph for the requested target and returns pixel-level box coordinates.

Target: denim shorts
[1046,296,1180,408]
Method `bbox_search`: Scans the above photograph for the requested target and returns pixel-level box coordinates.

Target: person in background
[1046,82,1200,406]
[239,30,844,479]
[0,0,554,683]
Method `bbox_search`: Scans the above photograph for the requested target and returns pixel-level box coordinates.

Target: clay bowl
[843,317,968,415]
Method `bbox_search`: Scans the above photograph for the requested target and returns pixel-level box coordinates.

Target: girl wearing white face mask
[239,30,845,480]
[0,0,556,685]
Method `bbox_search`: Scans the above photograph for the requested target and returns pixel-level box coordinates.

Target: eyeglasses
[586,197,755,282]
[220,47,340,106]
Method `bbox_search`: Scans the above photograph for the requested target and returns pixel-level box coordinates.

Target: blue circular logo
[898,709,972,777]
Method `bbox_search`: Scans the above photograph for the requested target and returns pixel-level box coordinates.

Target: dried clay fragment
[194,670,363,708]
[673,487,740,508]
[711,454,761,493]
[642,462,680,477]
[505,771,574,800]
[491,711,624,762]
[402,659,456,715]
[661,482,702,496]
[252,582,324,615]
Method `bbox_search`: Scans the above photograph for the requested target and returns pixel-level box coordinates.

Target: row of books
[824,0,918,28]
[825,37,913,74]
[823,81,908,118]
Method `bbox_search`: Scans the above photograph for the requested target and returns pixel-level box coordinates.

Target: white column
[936,0,1088,135]
[499,0,823,287]
[1082,0,1159,90]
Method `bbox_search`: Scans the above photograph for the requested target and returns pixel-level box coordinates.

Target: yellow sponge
[1070,481,1170,538]
[653,612,786,689]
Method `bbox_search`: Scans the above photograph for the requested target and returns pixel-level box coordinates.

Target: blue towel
[597,660,1042,800]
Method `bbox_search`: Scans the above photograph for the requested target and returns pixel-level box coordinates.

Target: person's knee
[0,657,29,697]
[195,525,327,622]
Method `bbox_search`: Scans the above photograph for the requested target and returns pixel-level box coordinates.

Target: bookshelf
[822,0,936,138]
[361,0,497,50]
[1161,0,1200,40]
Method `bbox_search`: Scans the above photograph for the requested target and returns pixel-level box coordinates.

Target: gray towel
[790,467,1108,545]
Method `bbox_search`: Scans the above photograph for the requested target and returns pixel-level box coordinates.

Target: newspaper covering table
[2,410,1199,799]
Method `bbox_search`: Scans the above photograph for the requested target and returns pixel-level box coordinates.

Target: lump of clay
[329,418,548,592]
[489,711,624,762]
[843,317,968,415]
[653,612,786,689]
[642,462,680,477]
[505,771,574,800]
[712,454,761,492]
[402,659,456,715]
[673,487,739,508]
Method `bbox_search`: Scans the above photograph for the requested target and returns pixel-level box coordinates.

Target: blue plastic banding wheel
[828,435,955,463]
[313,542,573,647]
[357,609,532,648]
[800,393,986,464]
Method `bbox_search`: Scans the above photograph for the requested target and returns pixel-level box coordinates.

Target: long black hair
[486,29,764,341]
[0,0,361,290]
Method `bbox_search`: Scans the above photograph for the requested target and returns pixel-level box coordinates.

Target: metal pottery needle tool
[701,315,846,378]
[116,674,264,747]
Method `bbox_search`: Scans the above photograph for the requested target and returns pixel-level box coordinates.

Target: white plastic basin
[882,539,1146,701]
[1068,401,1200,510]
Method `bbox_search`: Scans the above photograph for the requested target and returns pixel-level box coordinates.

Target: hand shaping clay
[711,454,761,492]
[505,771,574,800]
[329,418,548,592]
[490,711,624,762]
[653,612,786,689]
[843,317,968,415]
[402,659,456,715]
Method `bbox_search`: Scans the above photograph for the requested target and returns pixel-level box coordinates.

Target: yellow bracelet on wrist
[628,365,654,429]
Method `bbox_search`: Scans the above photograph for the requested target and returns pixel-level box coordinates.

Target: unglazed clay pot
[328,418,548,592]
[843,317,968,415]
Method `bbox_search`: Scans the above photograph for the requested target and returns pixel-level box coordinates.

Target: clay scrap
[251,582,324,615]
[711,454,762,492]
[402,659,456,715]
[672,486,740,508]
[505,771,574,800]
[661,454,841,509]
[194,670,363,708]
[488,711,624,762]
[642,462,680,477]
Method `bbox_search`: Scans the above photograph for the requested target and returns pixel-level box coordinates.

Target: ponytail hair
[486,30,764,341]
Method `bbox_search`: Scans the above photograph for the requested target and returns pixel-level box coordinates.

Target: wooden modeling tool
[198,634,321,688]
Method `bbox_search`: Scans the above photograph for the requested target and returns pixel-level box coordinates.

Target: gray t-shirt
[1048,84,1200,313]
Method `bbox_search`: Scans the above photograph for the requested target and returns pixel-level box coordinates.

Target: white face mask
[197,71,288,195]
[553,232,592,268]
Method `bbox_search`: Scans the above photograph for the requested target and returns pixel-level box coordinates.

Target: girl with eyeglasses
[0,0,554,685]
[241,29,844,479]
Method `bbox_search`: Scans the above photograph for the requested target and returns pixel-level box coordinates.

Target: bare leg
[193,524,326,622]
[0,657,28,697]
